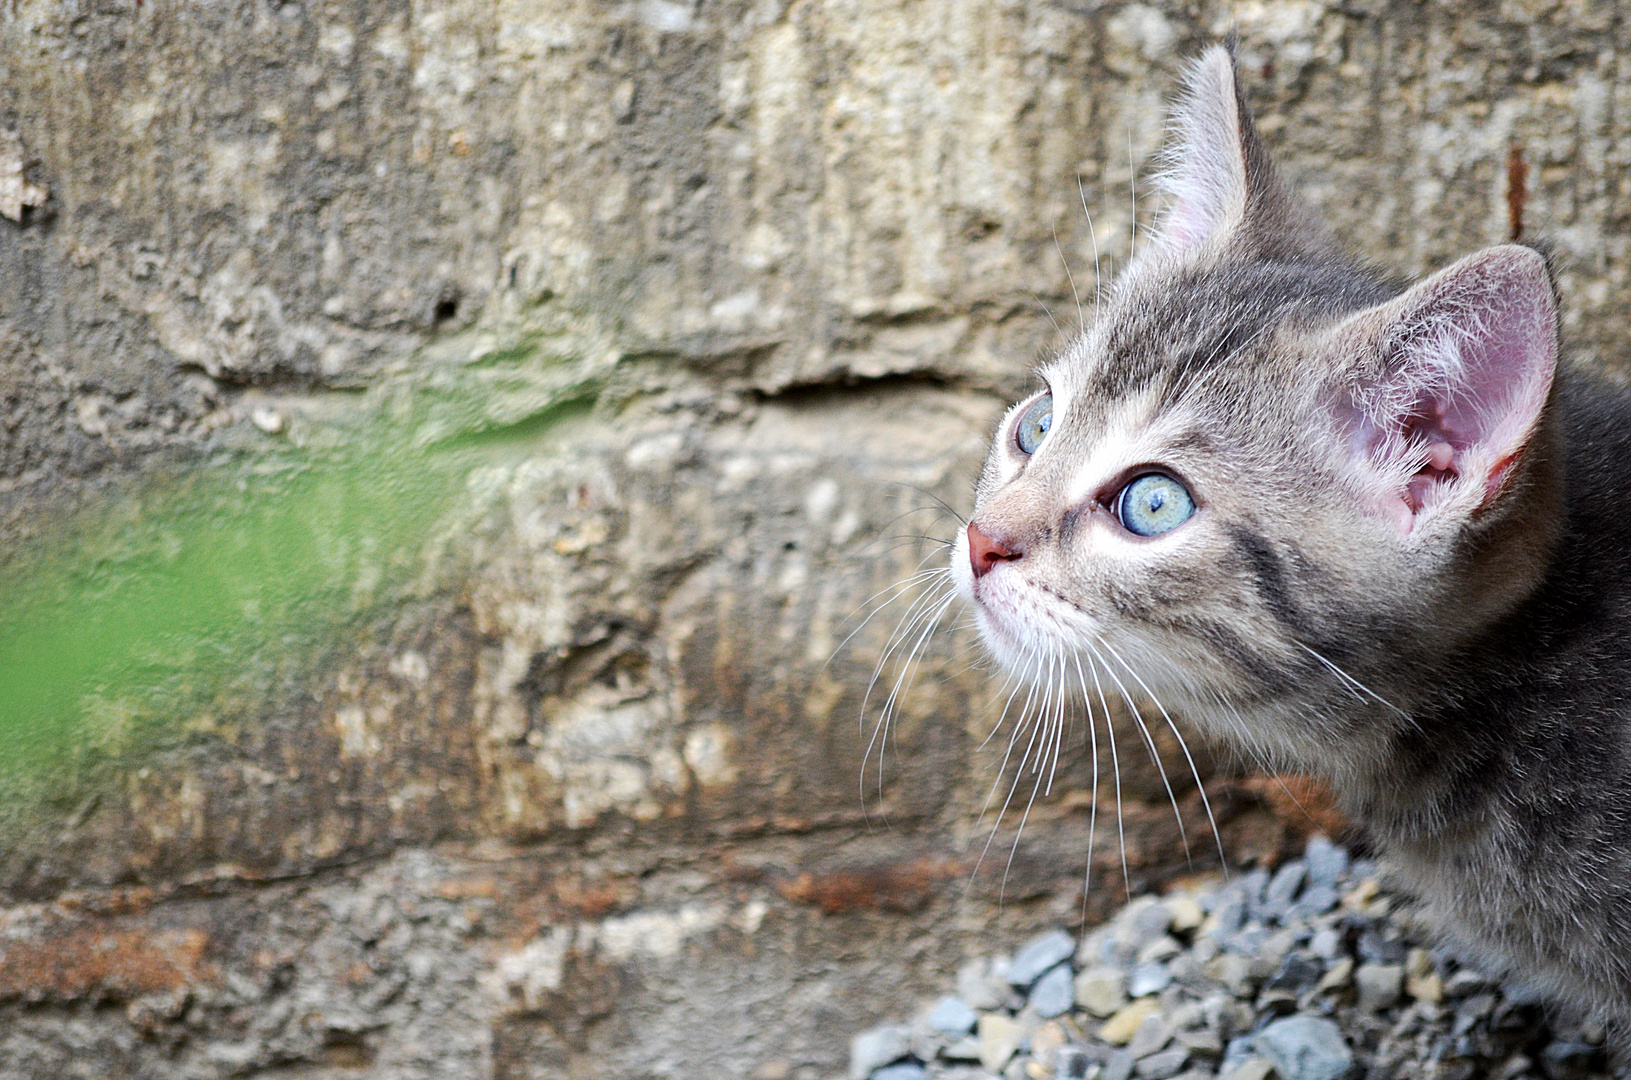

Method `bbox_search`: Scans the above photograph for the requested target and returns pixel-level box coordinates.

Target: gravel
[847,836,1616,1080]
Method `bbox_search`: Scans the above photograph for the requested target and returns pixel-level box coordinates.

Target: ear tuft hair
[1146,46,1326,262]
[1152,47,1250,253]
[1337,245,1557,533]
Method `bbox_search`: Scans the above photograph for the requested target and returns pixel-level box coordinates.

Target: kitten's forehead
[1057,254,1396,409]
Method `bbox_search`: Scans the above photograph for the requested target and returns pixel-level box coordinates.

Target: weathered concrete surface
[3,0,1629,1075]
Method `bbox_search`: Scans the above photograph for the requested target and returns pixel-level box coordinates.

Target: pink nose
[968,522,1021,579]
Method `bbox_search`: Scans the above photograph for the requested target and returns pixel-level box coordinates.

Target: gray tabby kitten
[957,46,1631,1025]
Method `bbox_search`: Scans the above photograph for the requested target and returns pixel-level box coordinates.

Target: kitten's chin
[969,603,1036,675]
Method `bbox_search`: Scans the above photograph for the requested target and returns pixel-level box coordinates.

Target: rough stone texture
[3,0,1630,1076]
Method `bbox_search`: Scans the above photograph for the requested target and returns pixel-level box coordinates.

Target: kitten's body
[1377,372,1631,1017]
[956,48,1631,1025]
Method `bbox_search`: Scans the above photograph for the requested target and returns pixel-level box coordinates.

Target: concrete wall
[0,1,1626,1076]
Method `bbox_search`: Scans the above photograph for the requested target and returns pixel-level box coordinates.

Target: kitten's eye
[1116,473,1196,537]
[1015,394,1053,455]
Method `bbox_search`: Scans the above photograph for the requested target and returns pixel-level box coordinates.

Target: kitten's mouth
[963,565,1081,667]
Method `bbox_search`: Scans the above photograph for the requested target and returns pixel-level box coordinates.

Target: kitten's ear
[1333,244,1557,534]
[1150,46,1289,255]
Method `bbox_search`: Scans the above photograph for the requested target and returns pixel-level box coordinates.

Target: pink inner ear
[1349,250,1556,532]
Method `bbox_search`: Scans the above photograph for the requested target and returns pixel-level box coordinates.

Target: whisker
[998,646,1065,900]
[1032,293,1063,337]
[1080,644,1129,899]
[832,567,953,682]
[1094,634,1227,873]
[976,648,1045,826]
[1043,657,1069,796]
[1053,226,1086,336]
[978,651,1038,754]
[1079,174,1103,325]
[1128,128,1138,258]
[1072,652,1102,926]
[1296,642,1412,722]
[857,575,955,797]
[1088,637,1191,867]
[971,649,1046,883]
[866,587,958,806]
[890,483,969,529]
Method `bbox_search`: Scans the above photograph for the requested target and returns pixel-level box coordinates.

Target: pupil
[1148,490,1165,512]
[1038,414,1050,434]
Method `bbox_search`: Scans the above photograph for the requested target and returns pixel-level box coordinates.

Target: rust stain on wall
[0,926,214,1002]
[1507,144,1528,242]
[775,857,967,914]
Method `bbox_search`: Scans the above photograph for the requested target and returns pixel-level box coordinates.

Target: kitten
[956,45,1631,1026]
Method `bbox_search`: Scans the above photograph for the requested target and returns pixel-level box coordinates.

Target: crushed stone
[848,837,1615,1080]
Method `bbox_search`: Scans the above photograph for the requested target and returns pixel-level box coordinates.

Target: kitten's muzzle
[968,521,1022,580]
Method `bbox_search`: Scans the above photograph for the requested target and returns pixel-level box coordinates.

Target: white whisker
[1054,227,1086,336]
[1072,652,1102,921]
[1297,641,1412,723]
[1094,634,1227,873]
[1087,637,1191,867]
[1080,643,1129,899]
[1079,175,1103,324]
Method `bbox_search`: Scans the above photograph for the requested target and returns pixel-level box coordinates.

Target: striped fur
[958,46,1631,1029]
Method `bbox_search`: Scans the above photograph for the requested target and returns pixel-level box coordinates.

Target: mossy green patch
[0,336,601,815]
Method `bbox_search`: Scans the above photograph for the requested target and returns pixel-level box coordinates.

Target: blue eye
[1116,473,1196,537]
[1015,394,1053,455]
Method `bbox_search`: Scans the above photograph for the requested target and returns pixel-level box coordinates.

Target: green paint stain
[0,334,600,813]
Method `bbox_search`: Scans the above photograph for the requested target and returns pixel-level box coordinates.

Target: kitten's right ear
[1145,46,1326,263]
[1149,46,1283,256]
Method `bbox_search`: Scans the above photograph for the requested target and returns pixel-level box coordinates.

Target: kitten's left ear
[1333,244,1558,534]
[1149,46,1310,257]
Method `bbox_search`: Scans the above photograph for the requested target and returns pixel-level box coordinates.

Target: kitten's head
[957,47,1561,773]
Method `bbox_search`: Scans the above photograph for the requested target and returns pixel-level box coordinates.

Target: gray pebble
[850,1025,911,1080]
[1077,965,1129,1017]
[1240,870,1271,907]
[956,958,1007,1011]
[926,997,978,1035]
[839,840,1582,1080]
[1262,861,1307,918]
[1209,897,1247,938]
[1137,1049,1192,1079]
[1177,1030,1225,1059]
[1129,962,1173,998]
[1304,836,1349,887]
[1355,963,1403,1012]
[1009,929,1076,988]
[1253,1016,1353,1080]
[1139,935,1183,964]
[1265,954,1323,993]
[1031,962,1075,1018]
[1135,901,1176,940]
[1128,1014,1174,1059]
[1443,970,1489,998]
[1205,996,1254,1040]
[1220,1057,1277,1080]
[1357,932,1406,965]
[1104,1049,1137,1080]
[1287,885,1338,920]
[1221,1035,1256,1072]
[1225,926,1268,957]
